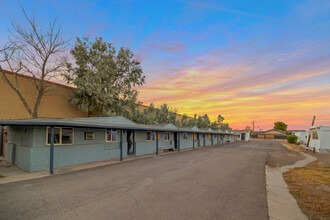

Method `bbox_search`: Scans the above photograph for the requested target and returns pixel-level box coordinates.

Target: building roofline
[0,118,238,135]
[2,69,74,89]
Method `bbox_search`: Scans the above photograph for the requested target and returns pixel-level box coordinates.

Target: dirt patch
[283,161,330,220]
[278,140,330,166]
[304,152,330,166]
[267,146,305,168]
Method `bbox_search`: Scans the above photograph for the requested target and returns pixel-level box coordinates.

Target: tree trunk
[32,84,45,118]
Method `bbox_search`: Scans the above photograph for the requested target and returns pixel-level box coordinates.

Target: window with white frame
[47,127,74,145]
[147,131,156,141]
[106,129,118,142]
[183,133,188,140]
[164,132,170,141]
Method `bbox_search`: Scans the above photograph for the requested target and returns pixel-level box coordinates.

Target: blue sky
[0,0,329,129]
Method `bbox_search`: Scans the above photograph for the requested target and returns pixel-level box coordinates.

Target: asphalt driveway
[0,140,297,220]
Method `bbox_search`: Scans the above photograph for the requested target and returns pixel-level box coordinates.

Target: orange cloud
[136,62,330,130]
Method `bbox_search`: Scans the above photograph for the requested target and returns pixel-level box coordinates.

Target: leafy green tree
[158,104,170,123]
[64,37,145,116]
[274,121,288,131]
[116,100,232,132]
[217,114,225,123]
[168,108,179,125]
[197,114,211,128]
[219,123,232,131]
[181,114,190,126]
[187,114,198,127]
[210,121,219,130]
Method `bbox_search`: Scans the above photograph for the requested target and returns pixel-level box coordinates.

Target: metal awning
[0,118,236,135]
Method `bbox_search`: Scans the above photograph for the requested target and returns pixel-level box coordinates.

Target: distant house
[307,126,330,153]
[256,129,286,139]
[233,130,250,141]
[262,129,286,135]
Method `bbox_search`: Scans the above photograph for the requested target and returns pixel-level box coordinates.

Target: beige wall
[0,71,87,119]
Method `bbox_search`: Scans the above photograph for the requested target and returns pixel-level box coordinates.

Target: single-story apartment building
[307,126,330,153]
[0,116,239,173]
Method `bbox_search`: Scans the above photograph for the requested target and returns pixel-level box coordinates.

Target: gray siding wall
[205,134,212,146]
[5,126,127,172]
[5,126,35,171]
[179,133,194,150]
[5,126,237,172]
[135,131,175,155]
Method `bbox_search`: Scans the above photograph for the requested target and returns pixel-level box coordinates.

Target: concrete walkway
[266,150,316,220]
[0,157,28,178]
[0,151,177,184]
[0,145,216,185]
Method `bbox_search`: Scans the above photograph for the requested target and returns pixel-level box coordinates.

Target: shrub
[287,135,298,143]
[297,140,304,146]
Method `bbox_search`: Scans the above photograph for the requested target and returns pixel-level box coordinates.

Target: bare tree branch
[0,3,69,118]
[0,66,33,116]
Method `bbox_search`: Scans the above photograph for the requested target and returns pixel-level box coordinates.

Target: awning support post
[120,130,123,161]
[178,133,180,152]
[0,126,3,156]
[193,133,195,149]
[156,131,159,155]
[50,126,54,174]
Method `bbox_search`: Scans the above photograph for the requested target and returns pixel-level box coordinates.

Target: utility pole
[252,121,255,133]
[306,116,316,150]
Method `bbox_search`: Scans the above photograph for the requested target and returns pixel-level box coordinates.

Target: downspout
[0,126,3,156]
[178,133,180,152]
[193,133,195,149]
[133,131,136,155]
[156,131,159,155]
[120,130,123,161]
[50,126,54,174]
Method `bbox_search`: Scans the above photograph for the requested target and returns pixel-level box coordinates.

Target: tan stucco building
[0,70,88,120]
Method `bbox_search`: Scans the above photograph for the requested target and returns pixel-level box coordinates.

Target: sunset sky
[0,0,329,130]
